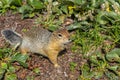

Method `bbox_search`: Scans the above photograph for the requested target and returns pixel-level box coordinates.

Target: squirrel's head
[52,28,71,45]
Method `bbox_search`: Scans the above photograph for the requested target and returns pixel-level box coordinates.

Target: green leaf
[11,53,28,63]
[27,0,44,9]
[17,61,28,68]
[8,66,16,73]
[33,68,40,74]
[0,50,3,59]
[0,48,12,58]
[19,5,33,18]
[5,73,17,80]
[66,21,91,31]
[96,11,108,25]
[80,64,93,79]
[29,13,35,18]
[70,62,77,71]
[105,70,119,80]
[105,11,120,20]
[108,65,118,71]
[19,5,33,13]
[60,5,68,14]
[0,68,6,80]
[10,0,22,6]
[26,75,34,80]
[1,62,8,69]
[0,1,3,7]
[108,65,120,76]
[91,71,104,79]
[89,55,99,65]
[106,48,120,63]
[0,0,11,6]
[67,0,86,5]
[66,22,82,30]
[48,25,58,31]
[11,53,28,67]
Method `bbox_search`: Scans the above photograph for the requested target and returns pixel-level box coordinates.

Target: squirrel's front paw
[54,64,60,68]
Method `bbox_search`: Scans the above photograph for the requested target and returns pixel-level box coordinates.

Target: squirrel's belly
[30,48,47,56]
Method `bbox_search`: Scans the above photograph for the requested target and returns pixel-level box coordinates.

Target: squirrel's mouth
[63,40,72,45]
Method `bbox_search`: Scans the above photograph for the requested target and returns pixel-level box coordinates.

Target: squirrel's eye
[58,33,62,38]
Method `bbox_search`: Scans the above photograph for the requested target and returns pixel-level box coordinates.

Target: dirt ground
[0,11,82,80]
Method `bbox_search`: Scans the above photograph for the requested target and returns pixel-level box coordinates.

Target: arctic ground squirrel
[1,27,71,67]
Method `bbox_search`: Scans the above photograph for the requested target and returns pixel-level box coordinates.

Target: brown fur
[19,28,71,67]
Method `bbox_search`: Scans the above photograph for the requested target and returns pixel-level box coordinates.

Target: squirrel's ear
[52,31,57,36]
[59,27,64,29]
[59,26,69,30]
[58,27,68,31]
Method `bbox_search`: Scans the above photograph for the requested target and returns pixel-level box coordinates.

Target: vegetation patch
[0,0,120,79]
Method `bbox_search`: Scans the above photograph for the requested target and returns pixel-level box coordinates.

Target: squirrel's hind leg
[20,47,28,54]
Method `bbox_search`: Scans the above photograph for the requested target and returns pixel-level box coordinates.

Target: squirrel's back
[21,27,52,55]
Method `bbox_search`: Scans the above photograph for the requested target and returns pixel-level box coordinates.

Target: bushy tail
[1,29,22,48]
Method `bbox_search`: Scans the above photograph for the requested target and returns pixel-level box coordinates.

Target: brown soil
[0,11,82,80]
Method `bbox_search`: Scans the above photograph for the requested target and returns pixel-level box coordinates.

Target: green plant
[0,0,44,18]
[19,0,45,18]
[79,48,120,80]
[70,62,77,71]
[1,0,120,79]
[0,48,28,79]
[63,0,120,79]
[0,0,22,13]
